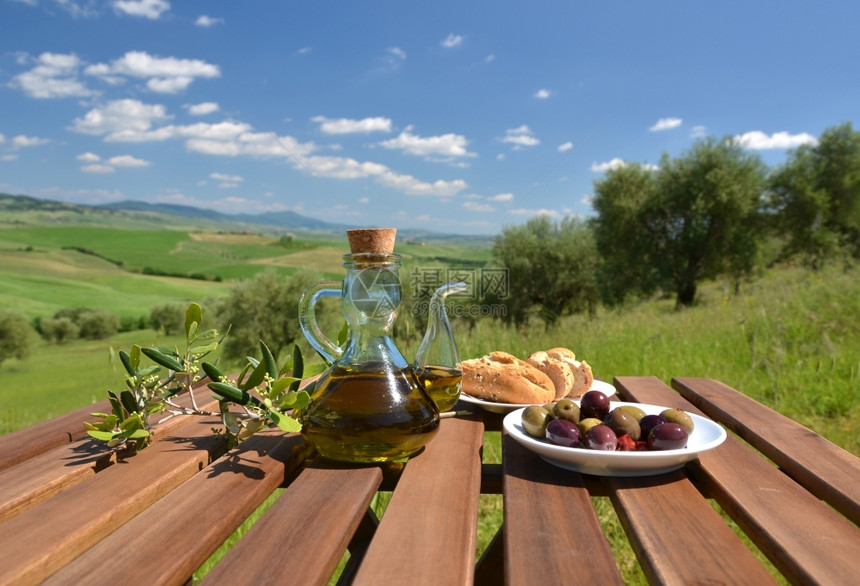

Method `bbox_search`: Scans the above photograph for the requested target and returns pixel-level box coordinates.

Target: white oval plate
[459,380,616,414]
[503,401,727,477]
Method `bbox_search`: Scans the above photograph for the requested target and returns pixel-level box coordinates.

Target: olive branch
[85,302,324,451]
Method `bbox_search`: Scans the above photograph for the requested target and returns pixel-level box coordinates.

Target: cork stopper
[346,228,396,254]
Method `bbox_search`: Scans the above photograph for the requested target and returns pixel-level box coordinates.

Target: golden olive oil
[416,365,463,412]
[299,363,440,463]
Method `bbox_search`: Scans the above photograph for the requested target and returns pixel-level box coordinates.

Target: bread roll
[460,352,555,404]
[546,348,594,398]
[527,351,574,400]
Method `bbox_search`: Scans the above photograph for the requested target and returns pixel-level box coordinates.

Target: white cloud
[649,117,682,132]
[690,125,707,139]
[558,141,573,152]
[186,102,219,116]
[534,89,552,99]
[11,135,50,148]
[113,0,170,20]
[358,197,370,204]
[649,117,683,132]
[510,208,560,218]
[82,164,115,174]
[86,51,220,94]
[210,172,243,183]
[488,192,514,202]
[70,99,172,139]
[388,47,407,61]
[10,52,97,99]
[296,47,313,55]
[77,152,101,162]
[378,126,476,159]
[464,201,494,212]
[735,130,818,150]
[591,158,627,172]
[195,15,223,27]
[312,116,392,134]
[1,154,18,162]
[441,33,464,48]
[108,155,150,167]
[501,125,540,148]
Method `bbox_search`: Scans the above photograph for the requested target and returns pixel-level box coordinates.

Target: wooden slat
[616,376,860,585]
[45,430,310,586]
[0,416,224,585]
[606,471,777,584]
[0,398,221,524]
[0,399,110,472]
[673,376,860,525]
[351,415,485,586]
[502,434,624,585]
[202,461,382,585]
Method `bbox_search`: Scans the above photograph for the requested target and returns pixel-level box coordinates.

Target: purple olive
[584,424,617,451]
[545,418,581,447]
[639,414,667,439]
[647,423,689,450]
[579,390,611,420]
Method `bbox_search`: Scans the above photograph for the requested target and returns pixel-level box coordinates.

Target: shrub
[40,317,80,344]
[77,310,120,340]
[0,311,37,367]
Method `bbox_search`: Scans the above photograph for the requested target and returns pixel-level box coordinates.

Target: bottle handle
[298,280,343,364]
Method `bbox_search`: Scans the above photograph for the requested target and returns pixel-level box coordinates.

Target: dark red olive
[579,390,610,420]
[545,418,581,447]
[584,424,617,451]
[647,422,689,450]
[639,414,667,439]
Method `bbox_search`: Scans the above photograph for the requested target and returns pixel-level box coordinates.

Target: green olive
[522,405,553,438]
[660,408,695,434]
[577,417,603,436]
[615,405,647,422]
[553,399,580,424]
[541,403,558,418]
[605,408,642,441]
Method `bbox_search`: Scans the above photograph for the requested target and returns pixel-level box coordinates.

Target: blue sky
[1,1,857,235]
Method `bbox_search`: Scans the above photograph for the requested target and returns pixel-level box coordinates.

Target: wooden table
[1,376,859,585]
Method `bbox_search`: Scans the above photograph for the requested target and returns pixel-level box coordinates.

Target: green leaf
[301,362,328,378]
[189,341,219,357]
[126,429,150,439]
[289,345,303,392]
[201,361,225,382]
[241,358,267,390]
[87,430,118,442]
[141,347,185,372]
[209,381,255,406]
[271,377,301,395]
[185,302,203,339]
[337,320,349,346]
[260,341,278,380]
[119,350,136,376]
[129,345,141,371]
[119,390,138,415]
[269,409,302,433]
[107,392,124,421]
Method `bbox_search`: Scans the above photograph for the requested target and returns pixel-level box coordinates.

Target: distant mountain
[0,193,494,245]
[98,200,353,232]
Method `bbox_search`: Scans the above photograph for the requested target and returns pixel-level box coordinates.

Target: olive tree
[492,215,600,328]
[0,311,37,368]
[768,122,860,266]
[592,137,767,307]
[150,303,186,335]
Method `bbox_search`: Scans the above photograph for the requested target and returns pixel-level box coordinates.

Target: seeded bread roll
[546,348,594,398]
[460,351,556,404]
[527,350,574,400]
